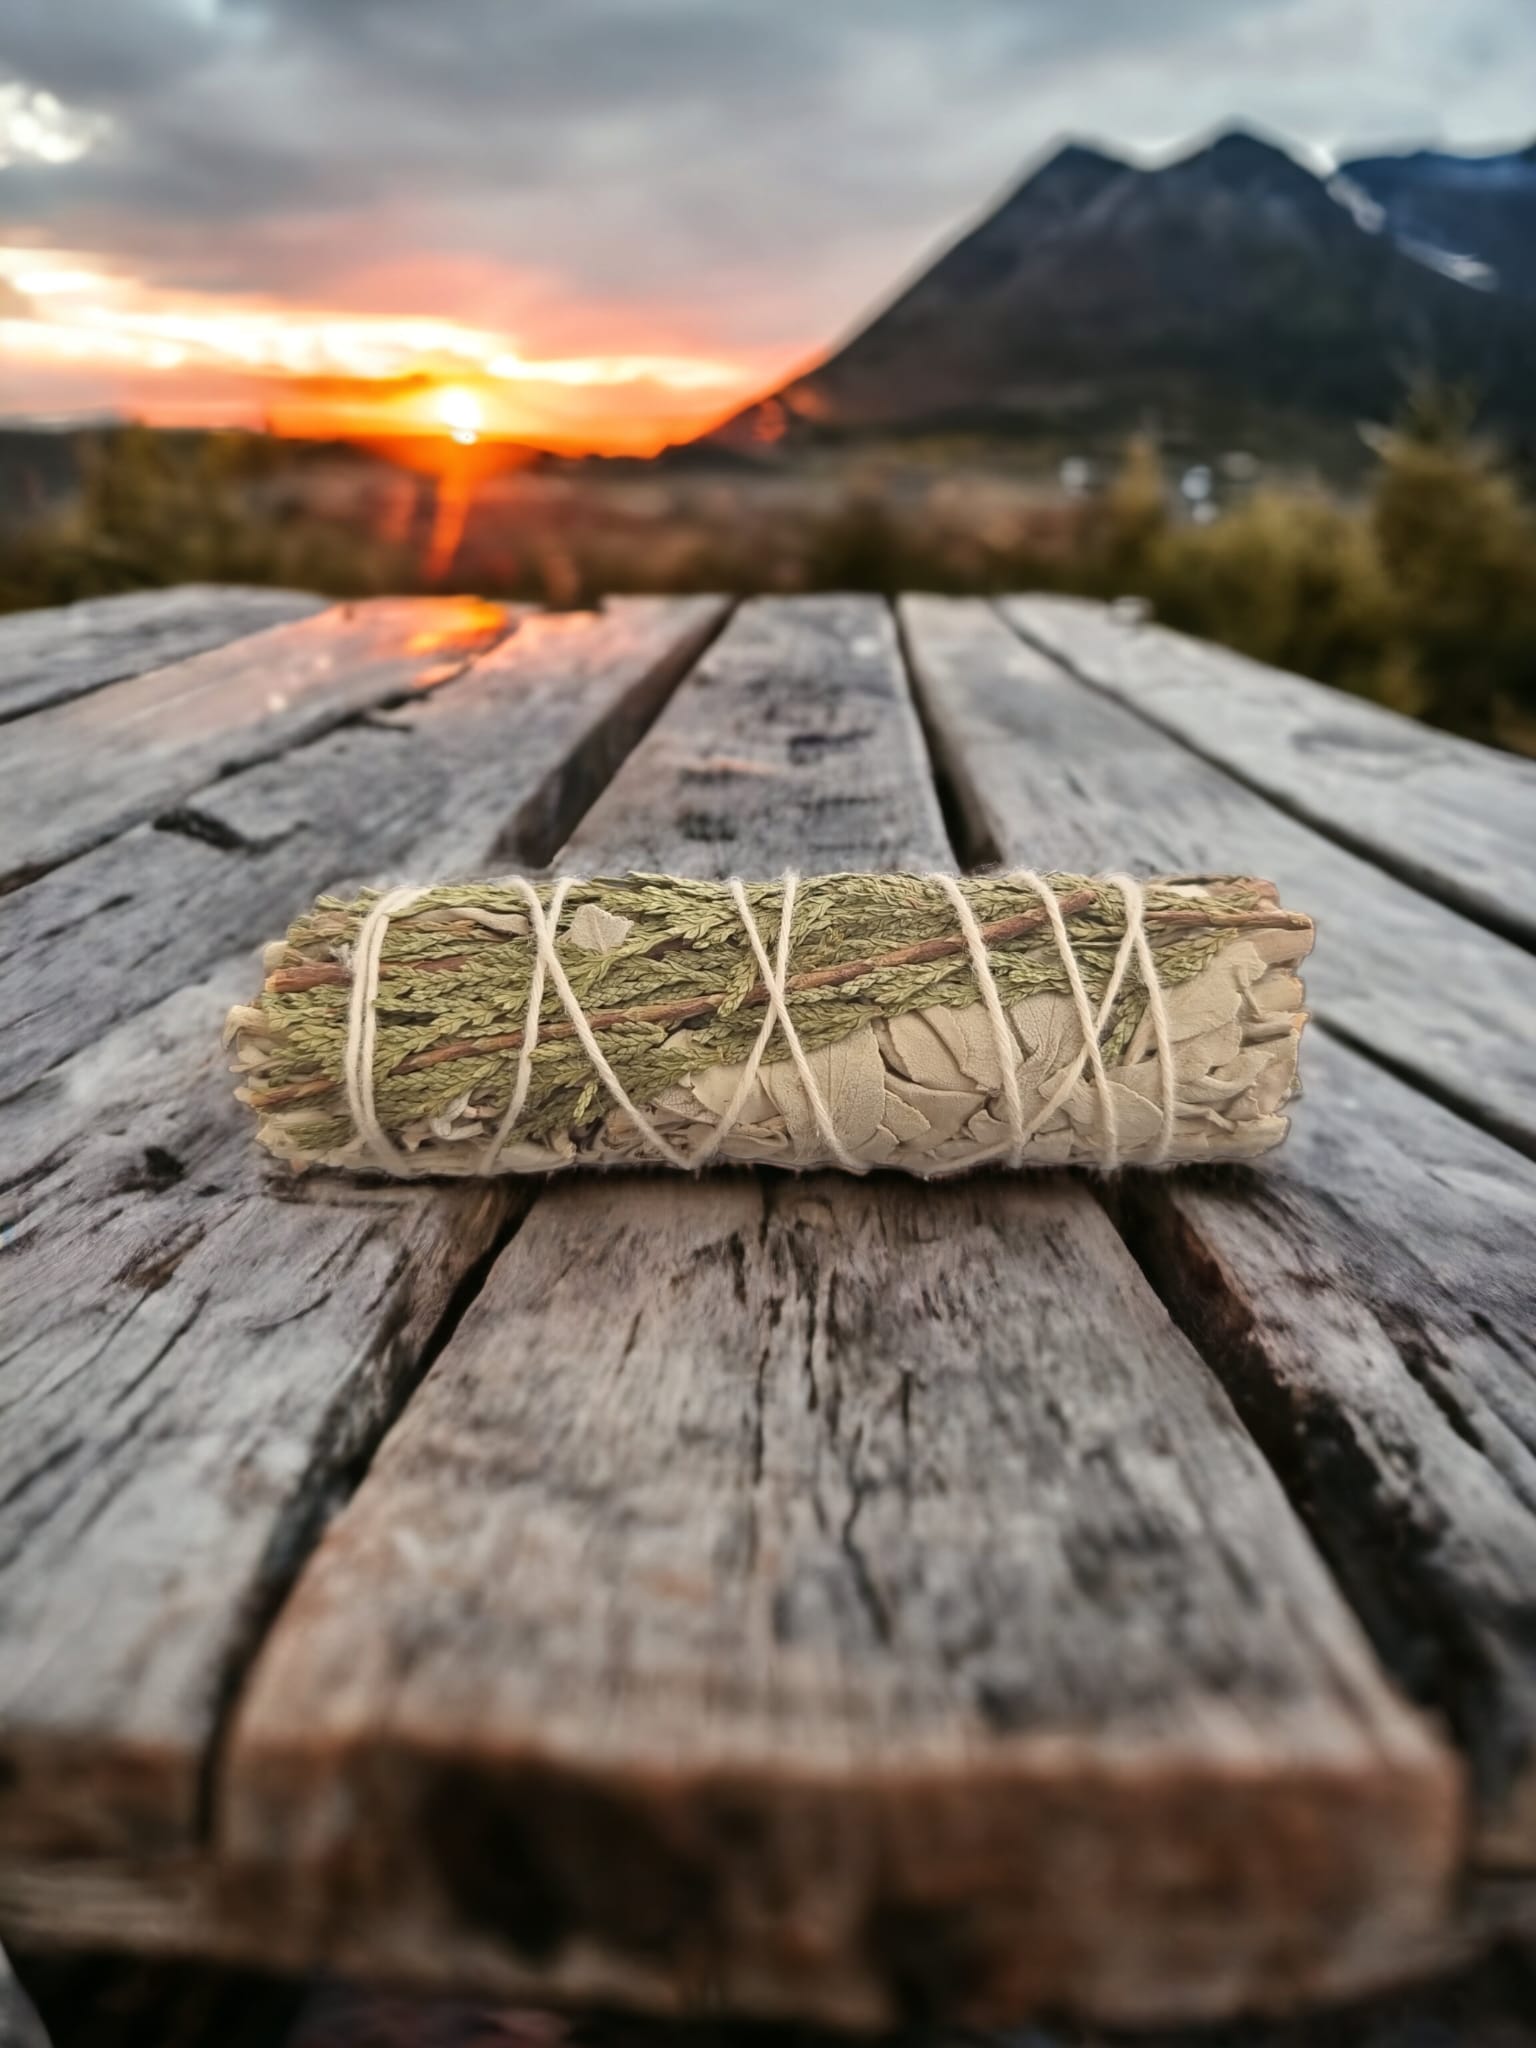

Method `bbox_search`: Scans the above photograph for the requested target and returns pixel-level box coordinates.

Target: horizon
[2,0,1533,455]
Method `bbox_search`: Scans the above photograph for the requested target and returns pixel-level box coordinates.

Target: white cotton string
[927,872,1028,1169]
[344,883,433,1174]
[1005,869,1142,1173]
[1106,871,1179,1166]
[501,875,697,1170]
[686,880,795,1167]
[727,874,865,1173]
[482,875,572,1173]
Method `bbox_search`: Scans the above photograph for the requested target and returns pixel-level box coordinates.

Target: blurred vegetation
[0,424,405,611]
[1074,392,1536,750]
[3,397,1535,753]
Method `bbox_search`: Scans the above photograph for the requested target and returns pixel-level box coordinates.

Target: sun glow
[435,384,482,444]
[0,244,762,454]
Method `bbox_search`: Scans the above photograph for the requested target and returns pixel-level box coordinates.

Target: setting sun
[435,385,483,444]
[0,245,770,455]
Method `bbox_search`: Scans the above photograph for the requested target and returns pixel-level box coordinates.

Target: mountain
[1338,142,1536,301]
[702,129,1536,458]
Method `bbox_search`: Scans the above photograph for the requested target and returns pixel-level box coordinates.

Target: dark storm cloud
[0,1,1287,235]
[2,0,1532,348]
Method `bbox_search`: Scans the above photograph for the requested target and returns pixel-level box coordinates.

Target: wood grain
[902,594,1536,1863]
[0,587,325,726]
[0,599,724,1103]
[0,602,723,1862]
[904,596,1536,1157]
[0,596,508,892]
[223,595,1458,2029]
[1002,596,1536,950]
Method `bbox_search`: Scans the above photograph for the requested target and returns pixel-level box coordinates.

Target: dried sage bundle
[227,871,1312,1178]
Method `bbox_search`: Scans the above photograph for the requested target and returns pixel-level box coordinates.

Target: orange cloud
[0,245,774,454]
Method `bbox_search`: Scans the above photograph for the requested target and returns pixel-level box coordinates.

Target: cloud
[0,75,108,168]
[1,0,1532,371]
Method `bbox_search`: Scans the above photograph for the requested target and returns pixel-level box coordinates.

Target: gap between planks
[189,1193,534,1847]
[972,600,1536,1161]
[1000,596,1536,956]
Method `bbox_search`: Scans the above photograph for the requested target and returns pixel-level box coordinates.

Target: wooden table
[2,588,1534,2035]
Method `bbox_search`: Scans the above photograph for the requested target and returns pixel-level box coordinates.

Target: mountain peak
[1034,140,1127,180]
[1003,140,1130,216]
[1176,127,1318,191]
[1207,125,1291,158]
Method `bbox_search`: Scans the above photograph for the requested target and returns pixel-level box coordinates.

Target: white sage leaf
[759,1027,887,1153]
[566,903,634,953]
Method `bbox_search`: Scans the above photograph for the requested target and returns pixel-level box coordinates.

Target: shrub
[0,425,402,609]
[1116,488,1396,706]
[1074,403,1536,751]
[1370,407,1536,742]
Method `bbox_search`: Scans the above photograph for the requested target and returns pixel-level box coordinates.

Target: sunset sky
[2,0,1533,455]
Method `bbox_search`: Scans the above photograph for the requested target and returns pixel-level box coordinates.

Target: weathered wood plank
[0,599,725,1104]
[1002,596,1536,950]
[0,597,507,892]
[550,592,933,873]
[902,594,1536,1862]
[903,596,1536,1158]
[0,601,725,1862]
[1119,1030,1536,1866]
[0,587,325,726]
[222,595,1457,2029]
